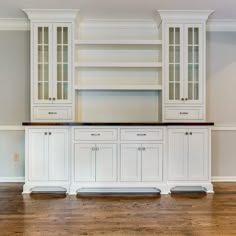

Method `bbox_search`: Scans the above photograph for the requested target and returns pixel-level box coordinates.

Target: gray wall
[0,31,30,124]
[206,32,236,178]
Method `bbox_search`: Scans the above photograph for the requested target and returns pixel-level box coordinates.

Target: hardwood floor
[1,183,236,235]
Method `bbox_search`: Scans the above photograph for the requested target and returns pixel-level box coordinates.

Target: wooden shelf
[74,84,162,91]
[75,62,162,68]
[75,39,162,45]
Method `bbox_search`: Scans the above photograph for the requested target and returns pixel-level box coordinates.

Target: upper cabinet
[23,10,78,121]
[159,10,213,121]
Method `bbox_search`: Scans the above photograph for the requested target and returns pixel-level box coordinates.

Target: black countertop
[22,122,214,126]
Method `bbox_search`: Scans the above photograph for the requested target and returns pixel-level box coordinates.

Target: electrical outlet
[14,153,20,161]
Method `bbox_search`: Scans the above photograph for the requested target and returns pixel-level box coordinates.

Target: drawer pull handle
[180,112,189,115]
[48,112,57,115]
[137,133,147,136]
[91,133,101,136]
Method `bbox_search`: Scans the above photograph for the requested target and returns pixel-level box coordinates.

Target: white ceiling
[0,0,235,20]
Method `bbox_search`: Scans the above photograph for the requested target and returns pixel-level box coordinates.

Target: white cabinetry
[167,127,212,191]
[24,127,70,193]
[23,10,78,121]
[159,10,213,121]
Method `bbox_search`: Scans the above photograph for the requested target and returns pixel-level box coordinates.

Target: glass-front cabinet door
[33,23,71,104]
[185,24,203,104]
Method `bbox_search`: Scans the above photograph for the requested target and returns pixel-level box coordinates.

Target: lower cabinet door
[168,129,188,181]
[95,144,117,182]
[120,144,141,181]
[74,143,95,182]
[141,144,163,182]
[48,129,69,181]
[28,129,49,181]
[188,129,209,181]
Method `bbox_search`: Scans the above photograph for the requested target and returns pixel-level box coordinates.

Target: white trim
[212,176,236,182]
[0,18,29,31]
[207,19,236,32]
[0,177,25,182]
[0,125,25,131]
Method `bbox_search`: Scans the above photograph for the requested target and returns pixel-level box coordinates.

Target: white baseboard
[0,177,25,182]
[212,176,236,182]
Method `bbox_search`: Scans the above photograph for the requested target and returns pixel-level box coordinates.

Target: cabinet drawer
[165,107,203,120]
[33,107,72,120]
[121,128,163,141]
[74,129,117,141]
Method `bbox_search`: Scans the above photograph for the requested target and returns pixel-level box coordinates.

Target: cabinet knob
[142,147,146,151]
[185,132,188,135]
[49,132,52,135]
[44,132,47,135]
[189,132,192,135]
[53,97,56,101]
[138,147,142,151]
[91,147,96,151]
[49,98,52,101]
[96,147,99,151]
[185,98,188,101]
[181,98,184,101]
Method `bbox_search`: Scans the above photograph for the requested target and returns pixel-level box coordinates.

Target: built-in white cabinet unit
[159,10,213,121]
[120,143,162,182]
[167,127,212,191]
[23,127,70,193]
[23,9,78,121]
[74,143,117,182]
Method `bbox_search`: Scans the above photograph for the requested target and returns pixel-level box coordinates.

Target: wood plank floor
[1,183,236,235]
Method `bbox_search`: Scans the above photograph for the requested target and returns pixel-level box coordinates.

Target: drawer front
[74,129,117,141]
[33,107,72,120]
[121,128,163,141]
[165,107,203,120]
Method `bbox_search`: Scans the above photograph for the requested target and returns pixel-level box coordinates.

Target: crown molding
[207,19,236,31]
[23,9,79,22]
[158,10,214,21]
[0,18,29,31]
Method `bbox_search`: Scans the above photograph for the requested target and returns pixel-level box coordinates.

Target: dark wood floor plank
[1,183,236,235]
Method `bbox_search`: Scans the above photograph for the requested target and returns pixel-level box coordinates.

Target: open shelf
[75,62,162,68]
[74,84,162,91]
[75,39,162,45]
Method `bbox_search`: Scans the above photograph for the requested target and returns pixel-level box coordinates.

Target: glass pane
[63,46,68,63]
[63,27,68,44]
[38,83,43,100]
[57,64,62,81]
[194,64,199,82]
[63,64,68,81]
[188,83,193,100]
[194,28,199,45]
[38,64,43,81]
[57,82,62,99]
[194,46,199,63]
[57,46,62,62]
[175,28,180,44]
[169,46,174,63]
[63,82,68,99]
[44,46,48,63]
[175,46,180,63]
[38,46,43,63]
[175,64,180,81]
[169,83,174,100]
[188,28,193,44]
[38,27,43,44]
[175,83,180,100]
[169,64,174,81]
[194,83,199,100]
[188,64,193,81]
[44,27,48,44]
[44,64,48,82]
[169,28,174,44]
[44,82,49,100]
[188,46,193,63]
[57,27,62,44]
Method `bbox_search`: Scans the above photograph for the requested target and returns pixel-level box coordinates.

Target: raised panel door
[120,144,141,182]
[95,144,117,182]
[168,129,188,181]
[48,129,69,181]
[28,129,49,180]
[141,144,163,182]
[188,129,208,180]
[74,143,95,182]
